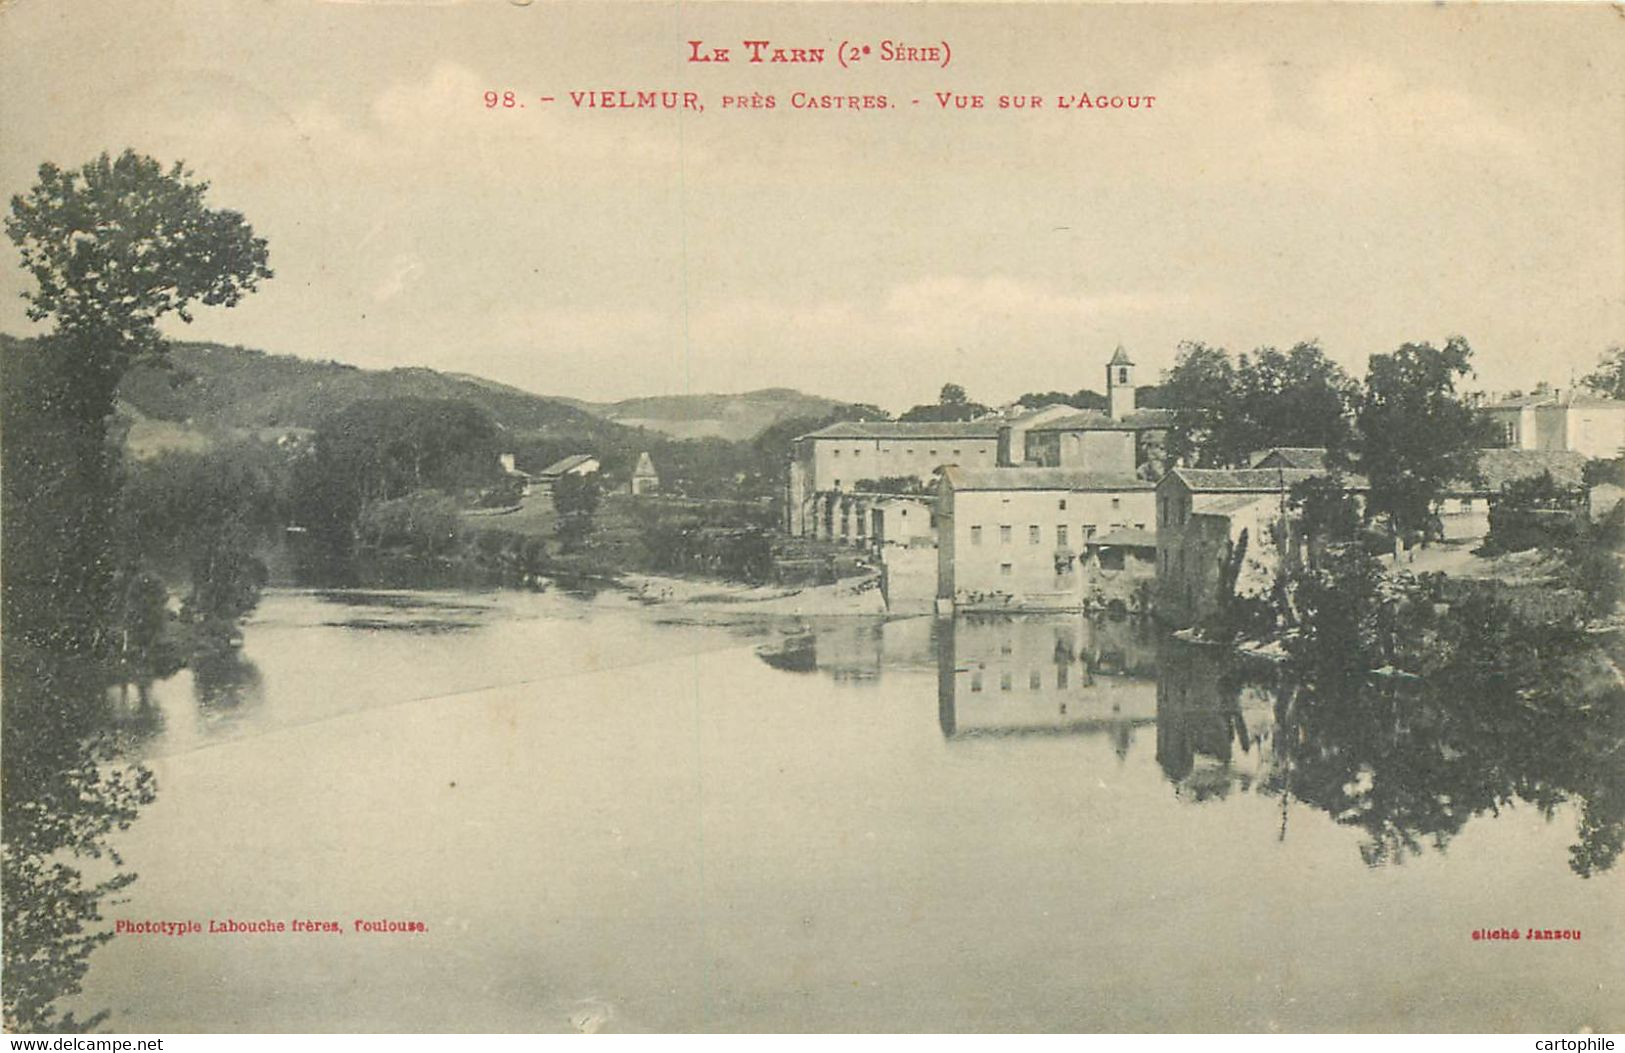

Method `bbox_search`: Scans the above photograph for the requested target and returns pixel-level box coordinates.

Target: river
[59,586,1624,1031]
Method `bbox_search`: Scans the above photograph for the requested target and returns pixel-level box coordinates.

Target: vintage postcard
[1,0,1621,1037]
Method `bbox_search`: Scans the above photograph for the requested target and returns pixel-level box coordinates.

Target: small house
[631,451,660,495]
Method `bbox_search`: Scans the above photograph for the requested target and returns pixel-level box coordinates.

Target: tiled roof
[1093,526,1158,548]
[1027,408,1174,432]
[1167,467,1370,493]
[1191,492,1277,517]
[1250,447,1329,469]
[1451,449,1587,493]
[942,466,1153,492]
[798,420,1002,440]
[538,454,596,476]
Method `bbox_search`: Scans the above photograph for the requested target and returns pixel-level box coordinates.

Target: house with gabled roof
[1480,388,1625,459]
[1154,467,1370,627]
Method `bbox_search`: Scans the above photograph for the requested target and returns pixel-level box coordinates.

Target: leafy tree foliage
[6,152,271,415]
[1236,343,1359,465]
[1581,345,1625,400]
[553,473,602,552]
[358,491,463,557]
[1014,389,1107,411]
[898,383,990,423]
[1355,338,1498,538]
[1161,341,1358,468]
[292,397,500,547]
[1161,342,1246,467]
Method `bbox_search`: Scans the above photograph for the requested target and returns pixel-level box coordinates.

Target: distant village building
[1480,389,1625,459]
[1245,445,1590,542]
[1155,467,1369,628]
[870,495,934,548]
[631,451,660,495]
[936,467,1157,612]
[535,453,600,494]
[785,420,1001,537]
[1019,349,1173,475]
[785,349,1169,539]
[498,452,534,496]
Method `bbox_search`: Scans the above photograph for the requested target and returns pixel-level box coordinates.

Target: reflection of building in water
[757,617,938,682]
[936,615,1157,750]
[1154,641,1276,801]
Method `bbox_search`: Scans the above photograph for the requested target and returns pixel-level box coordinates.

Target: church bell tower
[1107,346,1136,420]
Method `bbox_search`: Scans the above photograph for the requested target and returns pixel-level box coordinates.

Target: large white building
[1480,389,1625,460]
[936,466,1157,612]
[784,420,1001,539]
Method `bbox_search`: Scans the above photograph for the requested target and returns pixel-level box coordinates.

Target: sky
[1,0,1621,413]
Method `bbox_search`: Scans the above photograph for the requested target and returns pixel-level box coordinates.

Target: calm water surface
[73,587,1622,1031]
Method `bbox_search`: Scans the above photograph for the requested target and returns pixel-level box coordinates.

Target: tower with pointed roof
[1107,346,1136,420]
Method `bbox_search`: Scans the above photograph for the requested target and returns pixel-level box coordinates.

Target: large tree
[1355,337,1497,540]
[1238,342,1360,464]
[7,151,272,419]
[1161,341,1246,467]
[4,151,271,655]
[3,152,268,1030]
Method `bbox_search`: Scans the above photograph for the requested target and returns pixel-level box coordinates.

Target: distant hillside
[570,388,848,441]
[108,341,639,439]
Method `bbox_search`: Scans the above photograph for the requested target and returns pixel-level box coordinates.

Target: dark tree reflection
[1155,637,1625,878]
[2,650,156,1031]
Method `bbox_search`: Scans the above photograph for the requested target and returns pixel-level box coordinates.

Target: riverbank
[617,570,886,616]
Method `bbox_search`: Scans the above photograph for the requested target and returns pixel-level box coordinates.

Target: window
[1057,525,1069,546]
[834,479,841,488]
[1057,665,1069,689]
[970,525,983,546]
[1000,672,1012,691]
[929,449,938,456]
[1028,525,1041,544]
[953,448,961,455]
[1000,525,1012,544]
[853,448,861,456]
[1118,367,1129,384]
[999,562,1013,577]
[1135,522,1145,530]
[833,449,841,458]
[900,509,908,518]
[1083,524,1096,537]
[1111,497,1121,509]
[971,673,983,693]
[1059,498,1068,511]
[1029,670,1042,690]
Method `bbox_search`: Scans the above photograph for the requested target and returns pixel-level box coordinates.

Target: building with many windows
[936,466,1156,612]
[785,420,1000,538]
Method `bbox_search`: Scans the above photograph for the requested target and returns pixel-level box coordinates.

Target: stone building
[1480,389,1625,459]
[1019,349,1172,475]
[936,466,1157,612]
[785,420,1001,538]
[630,451,660,495]
[1154,467,1369,628]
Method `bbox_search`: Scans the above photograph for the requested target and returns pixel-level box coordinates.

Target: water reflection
[935,615,1156,751]
[2,651,156,1031]
[919,614,1623,878]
